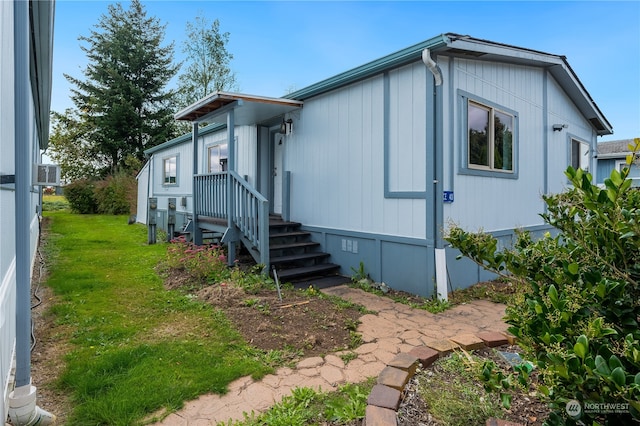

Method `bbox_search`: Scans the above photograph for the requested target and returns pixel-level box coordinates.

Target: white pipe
[422,48,442,86]
[8,384,55,426]
[435,248,448,301]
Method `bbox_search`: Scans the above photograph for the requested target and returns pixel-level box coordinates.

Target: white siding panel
[1,2,15,420]
[236,126,257,186]
[388,63,427,192]
[287,74,425,239]
[136,162,150,223]
[546,76,596,194]
[447,58,547,232]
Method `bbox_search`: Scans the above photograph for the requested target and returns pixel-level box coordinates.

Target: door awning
[174,91,303,125]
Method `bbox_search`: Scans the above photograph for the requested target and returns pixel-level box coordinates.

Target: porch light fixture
[553,124,568,132]
[280,118,293,135]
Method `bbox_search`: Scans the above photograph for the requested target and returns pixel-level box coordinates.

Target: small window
[468,100,514,172]
[208,144,228,173]
[163,156,177,185]
[570,139,589,172]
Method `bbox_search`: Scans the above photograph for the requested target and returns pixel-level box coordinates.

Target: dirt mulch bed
[165,268,364,359]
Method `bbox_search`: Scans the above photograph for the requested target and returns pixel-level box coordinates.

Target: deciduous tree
[48,109,105,181]
[177,15,238,109]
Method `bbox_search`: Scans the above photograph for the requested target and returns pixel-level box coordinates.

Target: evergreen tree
[65,0,179,171]
[177,15,238,109]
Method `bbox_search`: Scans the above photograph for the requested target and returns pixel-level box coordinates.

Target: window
[468,100,514,172]
[208,143,228,173]
[570,139,589,172]
[163,156,177,185]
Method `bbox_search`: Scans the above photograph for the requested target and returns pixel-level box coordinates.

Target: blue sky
[52,0,640,142]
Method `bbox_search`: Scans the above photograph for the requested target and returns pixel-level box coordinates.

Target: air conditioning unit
[33,164,61,186]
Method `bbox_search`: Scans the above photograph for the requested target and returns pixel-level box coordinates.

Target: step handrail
[194,171,269,268]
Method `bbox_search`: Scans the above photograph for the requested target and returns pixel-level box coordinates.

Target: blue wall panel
[381,241,431,297]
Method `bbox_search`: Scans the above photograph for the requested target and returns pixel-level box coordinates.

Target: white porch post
[192,122,201,245]
[226,109,236,264]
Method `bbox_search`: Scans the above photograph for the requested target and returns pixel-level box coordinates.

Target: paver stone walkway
[154,285,508,425]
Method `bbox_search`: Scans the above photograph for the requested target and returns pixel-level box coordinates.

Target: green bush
[445,140,640,425]
[64,178,98,214]
[62,171,137,215]
[94,172,135,215]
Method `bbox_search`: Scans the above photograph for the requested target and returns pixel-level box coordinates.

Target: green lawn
[43,211,271,425]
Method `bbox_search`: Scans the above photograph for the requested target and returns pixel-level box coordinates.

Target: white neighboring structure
[1,1,56,424]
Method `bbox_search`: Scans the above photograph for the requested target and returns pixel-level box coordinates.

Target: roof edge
[287,34,450,100]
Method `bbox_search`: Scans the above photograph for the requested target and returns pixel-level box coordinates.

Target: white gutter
[422,48,442,86]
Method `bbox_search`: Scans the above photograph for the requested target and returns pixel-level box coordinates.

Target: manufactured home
[138,33,612,297]
[1,1,56,424]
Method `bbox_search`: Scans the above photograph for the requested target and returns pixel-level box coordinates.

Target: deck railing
[194,172,227,218]
[194,172,269,267]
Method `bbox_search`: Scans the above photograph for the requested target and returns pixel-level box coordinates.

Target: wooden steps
[269,216,342,284]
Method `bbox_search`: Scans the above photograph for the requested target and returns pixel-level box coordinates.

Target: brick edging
[364,330,518,426]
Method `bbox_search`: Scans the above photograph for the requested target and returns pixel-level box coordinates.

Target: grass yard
[40,211,272,425]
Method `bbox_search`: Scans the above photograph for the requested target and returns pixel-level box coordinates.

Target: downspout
[422,48,448,301]
[9,1,55,424]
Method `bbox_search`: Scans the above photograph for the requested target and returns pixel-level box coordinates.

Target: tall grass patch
[43,211,271,425]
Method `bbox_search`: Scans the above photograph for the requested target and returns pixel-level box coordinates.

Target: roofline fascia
[555,58,613,135]
[596,153,631,160]
[143,122,226,156]
[444,34,612,135]
[287,34,450,100]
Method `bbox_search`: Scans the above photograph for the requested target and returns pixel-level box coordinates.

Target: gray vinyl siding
[143,125,258,229]
[199,125,256,183]
[388,62,427,193]
[135,162,150,224]
[1,0,48,417]
[597,157,640,184]
[546,75,598,190]
[443,57,595,233]
[286,71,427,239]
[1,3,17,417]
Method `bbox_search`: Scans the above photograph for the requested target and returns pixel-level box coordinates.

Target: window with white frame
[570,138,589,172]
[163,155,177,185]
[467,100,515,173]
[207,143,228,173]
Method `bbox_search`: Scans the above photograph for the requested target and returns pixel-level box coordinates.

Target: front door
[272,133,283,215]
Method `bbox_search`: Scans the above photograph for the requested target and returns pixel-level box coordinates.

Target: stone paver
[365,404,398,426]
[153,285,507,425]
[477,331,509,347]
[387,353,418,376]
[450,333,486,350]
[377,366,410,391]
[409,346,439,367]
[368,384,402,410]
[424,338,460,354]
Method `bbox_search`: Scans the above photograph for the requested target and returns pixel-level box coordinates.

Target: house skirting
[302,223,556,297]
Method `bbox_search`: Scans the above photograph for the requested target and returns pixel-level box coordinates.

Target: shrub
[64,178,98,214]
[445,139,640,424]
[164,236,231,285]
[94,172,136,215]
